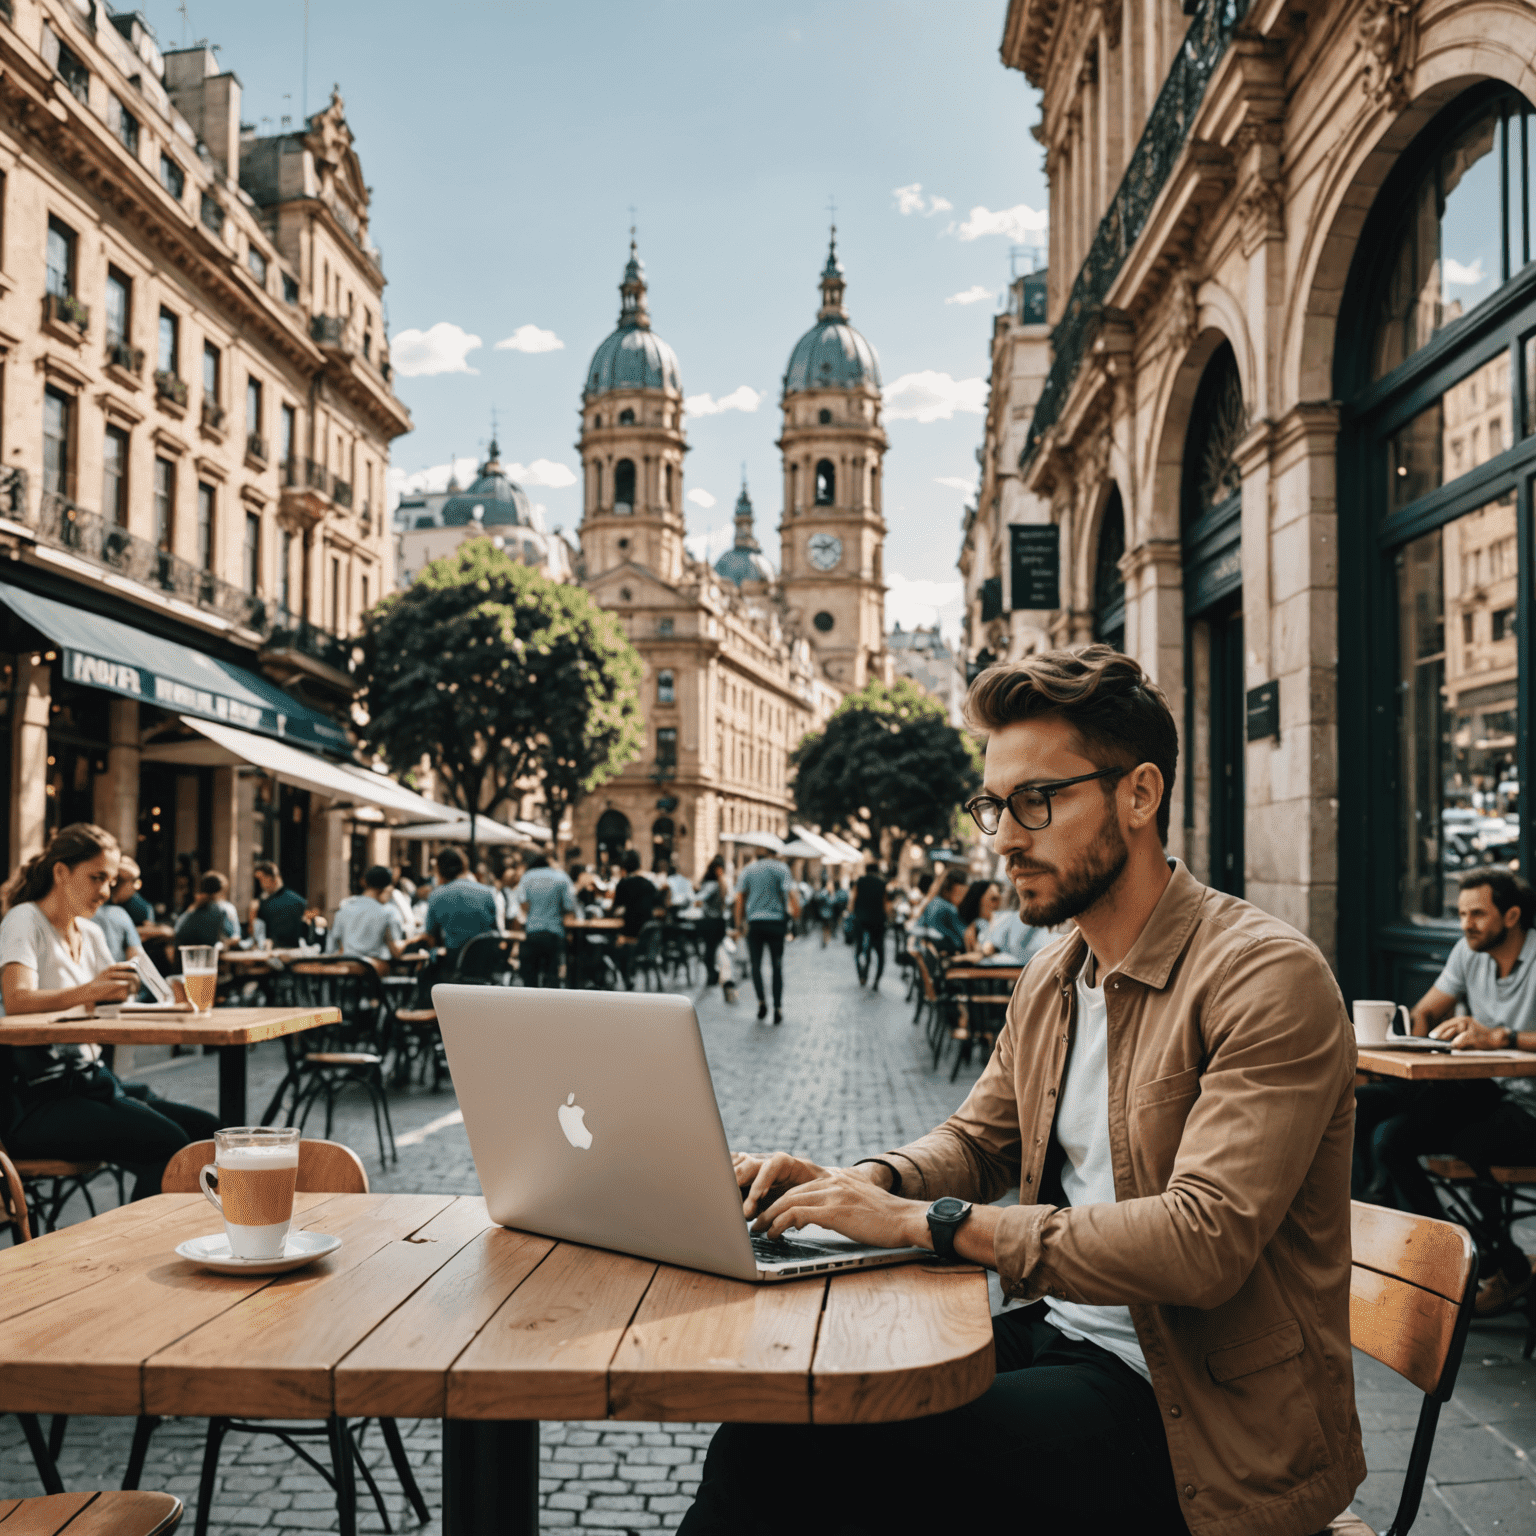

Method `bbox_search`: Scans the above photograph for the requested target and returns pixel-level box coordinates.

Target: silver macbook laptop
[433,984,928,1281]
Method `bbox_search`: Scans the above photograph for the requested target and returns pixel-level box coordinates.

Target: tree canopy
[790,678,981,862]
[357,539,643,853]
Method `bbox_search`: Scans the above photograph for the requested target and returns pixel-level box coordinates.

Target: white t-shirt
[0,902,114,1080]
[1043,955,1151,1383]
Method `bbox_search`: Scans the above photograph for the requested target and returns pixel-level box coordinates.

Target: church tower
[577,240,688,582]
[777,231,889,690]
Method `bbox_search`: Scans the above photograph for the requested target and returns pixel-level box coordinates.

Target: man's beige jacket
[884,861,1364,1536]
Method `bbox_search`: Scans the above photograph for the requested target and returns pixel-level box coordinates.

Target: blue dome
[783,319,881,394]
[715,546,776,585]
[585,325,681,397]
[441,446,532,528]
[584,240,682,398]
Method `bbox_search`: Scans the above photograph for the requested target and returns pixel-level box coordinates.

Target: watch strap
[853,1158,903,1197]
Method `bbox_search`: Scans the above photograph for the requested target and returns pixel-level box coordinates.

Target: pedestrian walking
[509,853,578,989]
[850,863,894,988]
[697,856,730,992]
[732,847,800,1024]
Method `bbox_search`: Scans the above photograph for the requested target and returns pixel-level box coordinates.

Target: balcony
[31,491,351,674]
[43,291,89,338]
[310,315,350,353]
[155,371,189,410]
[332,477,353,510]
[279,457,332,525]
[1,466,27,518]
[246,432,269,466]
[201,400,227,436]
[106,340,144,379]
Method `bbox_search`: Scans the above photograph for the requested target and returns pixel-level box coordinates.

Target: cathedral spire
[619,229,651,330]
[733,470,759,551]
[818,223,847,320]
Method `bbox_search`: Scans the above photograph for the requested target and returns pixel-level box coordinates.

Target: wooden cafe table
[0,1005,341,1124]
[1356,1044,1536,1081]
[0,1193,995,1535]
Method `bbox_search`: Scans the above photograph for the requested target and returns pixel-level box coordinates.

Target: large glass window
[45,219,74,298]
[244,512,260,596]
[196,482,214,571]
[158,309,179,376]
[1387,350,1514,512]
[105,267,130,347]
[103,425,128,527]
[153,457,175,550]
[613,458,636,513]
[42,389,71,496]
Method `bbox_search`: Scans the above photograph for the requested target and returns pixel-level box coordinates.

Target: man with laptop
[437,647,1362,1536]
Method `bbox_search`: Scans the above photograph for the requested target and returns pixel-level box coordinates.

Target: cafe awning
[391,818,530,846]
[789,825,849,863]
[0,583,349,751]
[142,718,462,824]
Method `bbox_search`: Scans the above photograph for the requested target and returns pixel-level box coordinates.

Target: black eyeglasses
[963,767,1127,835]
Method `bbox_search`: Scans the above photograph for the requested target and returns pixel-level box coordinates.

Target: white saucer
[176,1230,341,1275]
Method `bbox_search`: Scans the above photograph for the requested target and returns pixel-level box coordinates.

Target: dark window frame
[103,422,129,527]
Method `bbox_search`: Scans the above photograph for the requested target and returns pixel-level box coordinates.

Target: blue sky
[142,2,1046,634]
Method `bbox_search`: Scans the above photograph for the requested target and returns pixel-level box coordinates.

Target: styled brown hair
[1458,866,1536,929]
[2,823,120,912]
[964,644,1179,842]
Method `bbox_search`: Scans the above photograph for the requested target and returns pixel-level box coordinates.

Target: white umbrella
[391,819,529,845]
[778,839,826,859]
[789,825,848,863]
[722,830,785,854]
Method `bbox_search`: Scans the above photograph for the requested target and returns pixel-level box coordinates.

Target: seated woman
[957,879,1001,955]
[1,823,220,1200]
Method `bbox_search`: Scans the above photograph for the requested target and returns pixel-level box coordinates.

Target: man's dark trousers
[853,917,886,985]
[520,931,565,990]
[678,1305,1191,1535]
[746,920,786,1009]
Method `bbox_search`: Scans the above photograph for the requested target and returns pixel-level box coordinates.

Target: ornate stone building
[993,0,1536,995]
[0,4,412,912]
[568,242,870,876]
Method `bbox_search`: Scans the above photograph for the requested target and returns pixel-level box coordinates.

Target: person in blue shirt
[249,861,309,948]
[327,865,409,965]
[913,869,969,954]
[510,853,578,988]
[732,850,800,1025]
[422,847,500,955]
[174,871,239,949]
[92,859,149,965]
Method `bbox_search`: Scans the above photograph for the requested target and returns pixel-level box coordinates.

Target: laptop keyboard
[750,1231,841,1264]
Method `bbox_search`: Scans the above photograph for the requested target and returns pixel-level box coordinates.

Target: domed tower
[577,239,688,582]
[713,478,775,589]
[778,230,889,690]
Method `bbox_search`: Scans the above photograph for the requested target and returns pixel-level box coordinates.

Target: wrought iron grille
[1021,0,1251,469]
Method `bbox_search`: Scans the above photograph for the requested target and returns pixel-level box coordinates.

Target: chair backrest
[1349,1200,1477,1398]
[0,1146,33,1243]
[913,947,940,1003]
[161,1137,370,1195]
[454,930,511,983]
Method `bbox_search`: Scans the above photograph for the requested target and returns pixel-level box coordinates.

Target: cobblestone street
[5,933,1536,1533]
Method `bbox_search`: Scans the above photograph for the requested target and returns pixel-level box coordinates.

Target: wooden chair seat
[303,1050,382,1066]
[394,1008,437,1024]
[0,1491,182,1536]
[1320,1516,1375,1536]
[161,1138,368,1195]
[1424,1158,1536,1184]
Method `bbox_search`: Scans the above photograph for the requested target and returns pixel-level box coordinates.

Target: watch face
[807,532,843,571]
[930,1197,967,1220]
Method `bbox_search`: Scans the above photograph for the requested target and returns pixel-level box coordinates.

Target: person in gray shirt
[732,850,800,1024]
[1360,867,1536,1315]
[327,865,408,964]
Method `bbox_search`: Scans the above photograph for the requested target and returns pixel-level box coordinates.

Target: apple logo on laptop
[558,1092,593,1150]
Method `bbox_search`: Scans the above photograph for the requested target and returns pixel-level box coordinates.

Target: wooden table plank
[144,1193,462,1418]
[0,1194,346,1415]
[811,1265,994,1423]
[0,1006,340,1048]
[1356,1046,1536,1080]
[0,1493,99,1536]
[335,1217,555,1419]
[447,1241,657,1421]
[609,1266,825,1423]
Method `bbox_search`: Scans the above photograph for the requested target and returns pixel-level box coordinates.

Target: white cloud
[687,488,717,509]
[893,183,951,217]
[505,458,577,489]
[1443,257,1486,287]
[933,476,975,493]
[884,371,988,423]
[494,324,565,354]
[386,455,480,508]
[886,573,964,643]
[684,385,765,416]
[949,203,1049,243]
[945,285,994,306]
[389,322,483,376]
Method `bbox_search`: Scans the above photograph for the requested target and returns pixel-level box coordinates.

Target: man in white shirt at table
[326,865,408,966]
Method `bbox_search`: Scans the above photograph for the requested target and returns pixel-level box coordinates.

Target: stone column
[93,699,141,854]
[9,654,50,866]
[209,766,239,893]
[1120,537,1185,860]
[308,797,349,919]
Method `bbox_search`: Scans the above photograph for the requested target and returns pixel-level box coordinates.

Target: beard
[1007,808,1130,928]
[1467,918,1508,953]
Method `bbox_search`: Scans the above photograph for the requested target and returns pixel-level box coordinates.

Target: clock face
[807,533,843,571]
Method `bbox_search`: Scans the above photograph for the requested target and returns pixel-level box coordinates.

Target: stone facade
[0,2,410,912]
[989,0,1536,982]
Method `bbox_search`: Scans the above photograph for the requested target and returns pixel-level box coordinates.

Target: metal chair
[132,1140,429,1536]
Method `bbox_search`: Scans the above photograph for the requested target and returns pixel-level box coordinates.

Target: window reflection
[1397,487,1520,923]
[1372,94,1535,380]
[1386,350,1511,513]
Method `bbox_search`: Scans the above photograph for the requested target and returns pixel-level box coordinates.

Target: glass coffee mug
[180,945,219,1012]
[198,1127,300,1259]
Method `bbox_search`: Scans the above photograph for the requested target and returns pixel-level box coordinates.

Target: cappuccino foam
[217,1144,299,1170]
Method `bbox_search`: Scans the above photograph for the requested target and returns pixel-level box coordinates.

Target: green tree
[790,678,982,864]
[357,539,643,858]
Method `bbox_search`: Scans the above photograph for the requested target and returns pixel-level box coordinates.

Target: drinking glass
[198,1126,300,1259]
[180,945,219,1012]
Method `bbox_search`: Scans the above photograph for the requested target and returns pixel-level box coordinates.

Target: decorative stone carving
[1238,177,1285,252]
[1100,0,1123,51]
[1359,0,1416,112]
[1165,273,1199,358]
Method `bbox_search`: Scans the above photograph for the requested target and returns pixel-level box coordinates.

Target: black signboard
[1245,680,1280,742]
[1010,524,1060,610]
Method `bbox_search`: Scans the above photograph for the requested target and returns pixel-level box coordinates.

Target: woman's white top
[0,902,113,1081]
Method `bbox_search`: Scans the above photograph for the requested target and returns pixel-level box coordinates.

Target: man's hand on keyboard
[750,1164,931,1252]
[734,1150,828,1218]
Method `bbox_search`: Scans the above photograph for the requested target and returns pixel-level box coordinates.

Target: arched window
[657,668,675,705]
[789,462,799,511]
[814,459,835,505]
[614,458,636,514]
[595,808,630,863]
[650,817,675,868]
[664,463,673,508]
[591,460,603,508]
[818,408,832,424]
[1338,83,1536,982]
[618,407,636,425]
[1093,488,1126,651]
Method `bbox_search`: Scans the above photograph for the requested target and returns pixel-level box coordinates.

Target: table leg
[442,1420,538,1536]
[218,1043,247,1126]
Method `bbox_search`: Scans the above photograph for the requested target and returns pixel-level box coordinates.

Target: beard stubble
[1007,804,1130,928]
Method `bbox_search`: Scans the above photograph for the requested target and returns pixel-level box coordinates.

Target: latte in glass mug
[199,1127,300,1259]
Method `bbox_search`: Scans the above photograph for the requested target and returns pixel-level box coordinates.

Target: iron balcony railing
[155,371,189,408]
[1021,0,1251,468]
[332,477,353,509]
[247,432,268,464]
[281,457,331,497]
[31,490,351,675]
[44,291,89,333]
[1,466,27,518]
[310,314,349,350]
[107,340,145,376]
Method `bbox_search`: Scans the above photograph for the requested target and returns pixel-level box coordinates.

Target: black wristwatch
[925,1196,973,1263]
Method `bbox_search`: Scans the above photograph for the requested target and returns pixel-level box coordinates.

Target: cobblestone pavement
[4,931,1536,1533]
